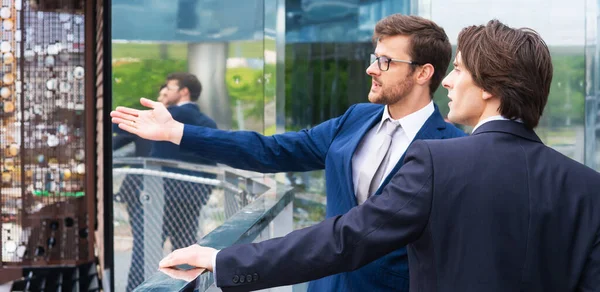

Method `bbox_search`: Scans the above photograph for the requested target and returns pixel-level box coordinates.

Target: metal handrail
[124,158,295,292]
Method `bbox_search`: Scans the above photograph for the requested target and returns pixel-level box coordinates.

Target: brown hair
[457,19,553,129]
[166,72,202,101]
[373,14,452,97]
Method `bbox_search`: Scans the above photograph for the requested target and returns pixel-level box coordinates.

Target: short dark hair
[166,72,202,101]
[457,19,553,129]
[373,14,452,97]
[159,83,167,91]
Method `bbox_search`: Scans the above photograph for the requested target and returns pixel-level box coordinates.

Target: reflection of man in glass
[111,15,465,291]
[156,84,169,106]
[118,74,217,291]
[113,82,173,291]
[150,73,217,260]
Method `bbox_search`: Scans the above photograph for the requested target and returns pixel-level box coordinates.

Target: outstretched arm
[111,98,354,173]
[158,140,435,291]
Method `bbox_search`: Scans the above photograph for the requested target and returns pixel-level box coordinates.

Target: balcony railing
[112,158,294,292]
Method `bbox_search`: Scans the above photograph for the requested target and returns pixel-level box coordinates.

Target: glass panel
[111,1,266,290]
[431,0,587,163]
[284,0,413,229]
[585,0,600,170]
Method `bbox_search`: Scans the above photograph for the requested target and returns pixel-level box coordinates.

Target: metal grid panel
[1,0,89,267]
[112,168,254,291]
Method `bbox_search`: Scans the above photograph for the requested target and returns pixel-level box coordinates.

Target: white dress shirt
[351,101,434,201]
[472,115,515,132]
[177,101,192,106]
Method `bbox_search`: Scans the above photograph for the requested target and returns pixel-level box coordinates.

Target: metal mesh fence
[112,166,253,292]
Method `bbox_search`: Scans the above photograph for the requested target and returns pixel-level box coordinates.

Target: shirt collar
[472,115,513,132]
[177,101,192,106]
[376,100,435,141]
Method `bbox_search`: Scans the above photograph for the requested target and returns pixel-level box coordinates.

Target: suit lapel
[346,106,385,205]
[373,104,447,196]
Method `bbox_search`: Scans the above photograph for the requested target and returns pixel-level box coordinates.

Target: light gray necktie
[356,120,400,204]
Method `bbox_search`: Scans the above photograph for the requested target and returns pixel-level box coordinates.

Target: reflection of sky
[431,0,586,46]
[112,0,265,42]
[286,0,410,43]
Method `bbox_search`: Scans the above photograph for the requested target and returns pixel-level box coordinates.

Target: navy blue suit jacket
[214,120,600,292]
[179,103,465,291]
[151,103,217,166]
[151,103,218,204]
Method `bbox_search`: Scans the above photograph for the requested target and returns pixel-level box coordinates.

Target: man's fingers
[159,248,188,268]
[158,267,206,281]
[140,97,160,109]
[110,110,136,121]
[114,106,140,117]
[111,117,130,125]
[118,123,140,135]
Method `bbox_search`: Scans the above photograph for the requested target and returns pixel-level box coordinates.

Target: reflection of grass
[536,127,578,146]
[293,196,326,229]
[112,40,272,60]
[112,43,188,60]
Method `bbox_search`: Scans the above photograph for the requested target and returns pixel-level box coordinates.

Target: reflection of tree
[284,43,372,131]
[112,59,187,110]
[543,53,585,127]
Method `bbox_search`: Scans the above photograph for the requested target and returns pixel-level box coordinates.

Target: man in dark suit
[112,83,168,291]
[150,72,218,253]
[119,74,217,291]
[155,20,600,292]
[111,14,464,291]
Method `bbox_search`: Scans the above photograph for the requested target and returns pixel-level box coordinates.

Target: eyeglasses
[370,54,422,71]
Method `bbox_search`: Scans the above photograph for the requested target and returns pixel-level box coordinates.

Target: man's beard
[370,73,415,105]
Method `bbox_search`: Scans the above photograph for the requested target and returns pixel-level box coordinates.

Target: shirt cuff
[213,249,220,286]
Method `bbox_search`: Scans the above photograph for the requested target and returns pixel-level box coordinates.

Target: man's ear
[416,64,434,85]
[482,90,493,100]
[180,87,190,96]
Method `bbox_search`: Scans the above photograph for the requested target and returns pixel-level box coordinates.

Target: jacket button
[253,273,259,281]
[239,275,245,283]
[246,274,252,283]
[232,275,239,283]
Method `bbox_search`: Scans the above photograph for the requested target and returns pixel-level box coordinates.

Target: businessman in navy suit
[155,20,600,292]
[111,14,464,291]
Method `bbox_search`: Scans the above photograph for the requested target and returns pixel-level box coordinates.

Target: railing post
[142,162,165,279]
[224,171,242,219]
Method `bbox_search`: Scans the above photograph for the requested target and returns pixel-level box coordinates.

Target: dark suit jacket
[151,103,217,166]
[179,103,465,291]
[151,103,218,204]
[113,123,153,157]
[214,120,600,292]
[112,123,153,204]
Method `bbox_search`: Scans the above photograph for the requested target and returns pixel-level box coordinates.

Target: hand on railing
[158,267,207,282]
[159,244,218,272]
[110,97,184,145]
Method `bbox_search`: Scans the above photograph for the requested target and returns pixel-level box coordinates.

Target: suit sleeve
[579,229,600,291]
[214,140,434,291]
[178,105,358,173]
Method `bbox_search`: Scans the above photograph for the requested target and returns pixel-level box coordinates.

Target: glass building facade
[110,0,600,290]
